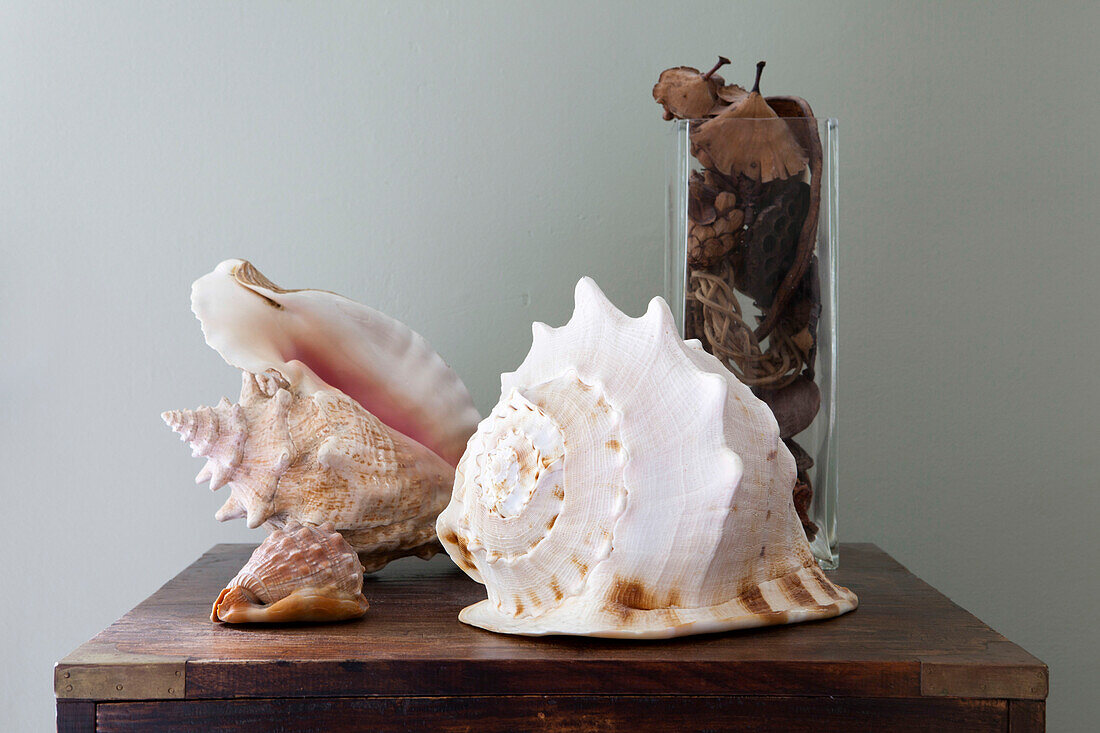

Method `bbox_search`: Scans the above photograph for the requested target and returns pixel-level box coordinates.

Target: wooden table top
[55,543,1046,703]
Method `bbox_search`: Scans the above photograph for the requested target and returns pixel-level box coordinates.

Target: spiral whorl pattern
[447,373,626,618]
[162,395,247,490]
[162,406,217,456]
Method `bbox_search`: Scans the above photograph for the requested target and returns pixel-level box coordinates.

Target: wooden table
[55,543,1047,731]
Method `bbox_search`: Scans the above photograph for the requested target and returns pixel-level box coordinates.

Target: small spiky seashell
[212,521,369,623]
[191,259,479,467]
[436,278,857,639]
[164,370,455,571]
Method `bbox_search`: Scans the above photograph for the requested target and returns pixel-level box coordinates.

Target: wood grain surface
[96,695,1010,733]
[55,543,1047,731]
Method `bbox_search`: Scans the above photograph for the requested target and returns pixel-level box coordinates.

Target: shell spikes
[163,370,456,569]
[162,372,286,529]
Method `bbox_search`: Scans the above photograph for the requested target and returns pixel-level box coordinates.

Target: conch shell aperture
[436,278,857,638]
[190,259,479,467]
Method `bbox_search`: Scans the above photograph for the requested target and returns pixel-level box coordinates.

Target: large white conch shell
[191,259,479,466]
[437,278,857,638]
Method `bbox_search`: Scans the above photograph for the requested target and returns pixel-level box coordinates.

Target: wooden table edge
[55,656,1047,702]
[53,542,1050,704]
[62,695,1046,733]
[920,658,1048,700]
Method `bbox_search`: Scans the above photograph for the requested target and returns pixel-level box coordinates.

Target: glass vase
[665,116,839,568]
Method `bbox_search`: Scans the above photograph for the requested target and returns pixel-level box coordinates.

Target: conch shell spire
[162,372,300,530]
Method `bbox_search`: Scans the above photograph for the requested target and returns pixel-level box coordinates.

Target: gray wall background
[3,1,1096,729]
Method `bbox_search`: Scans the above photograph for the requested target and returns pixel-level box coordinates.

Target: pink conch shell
[190,259,479,466]
[212,521,369,623]
[164,371,455,571]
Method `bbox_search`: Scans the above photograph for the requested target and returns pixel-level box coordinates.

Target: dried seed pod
[688,172,719,225]
[652,57,734,120]
[688,184,744,268]
[716,84,749,105]
[714,191,738,213]
[734,179,811,306]
[758,375,821,440]
[784,439,814,474]
[688,226,741,269]
[691,62,808,183]
[790,328,815,357]
[712,213,743,237]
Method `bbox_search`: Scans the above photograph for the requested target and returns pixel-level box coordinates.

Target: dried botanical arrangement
[654,59,823,539]
[437,278,856,639]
